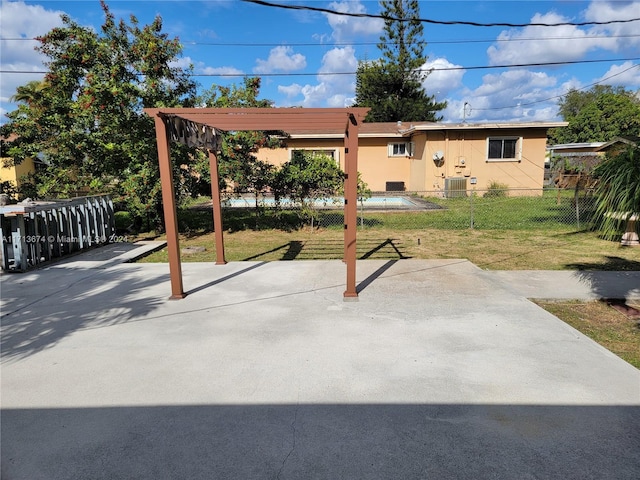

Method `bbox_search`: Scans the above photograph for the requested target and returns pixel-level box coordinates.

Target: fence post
[469,189,474,229]
[575,183,581,229]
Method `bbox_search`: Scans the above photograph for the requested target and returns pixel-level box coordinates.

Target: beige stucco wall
[256,137,415,192]
[0,157,35,187]
[256,128,550,194]
[418,128,549,195]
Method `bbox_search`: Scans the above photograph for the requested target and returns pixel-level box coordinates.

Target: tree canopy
[1,0,197,229]
[193,78,282,199]
[353,0,445,122]
[549,85,640,145]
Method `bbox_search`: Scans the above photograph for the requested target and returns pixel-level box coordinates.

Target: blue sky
[1,0,639,124]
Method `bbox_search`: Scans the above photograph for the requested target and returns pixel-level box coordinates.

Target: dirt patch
[605,299,640,319]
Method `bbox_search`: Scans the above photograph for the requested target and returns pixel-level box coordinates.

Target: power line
[2,57,638,77]
[243,0,640,28]
[4,33,640,47]
[473,64,640,111]
[427,57,640,73]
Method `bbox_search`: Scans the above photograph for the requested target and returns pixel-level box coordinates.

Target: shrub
[484,181,509,198]
[114,211,133,233]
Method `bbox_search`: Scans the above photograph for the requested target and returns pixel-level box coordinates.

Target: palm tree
[592,145,640,240]
[10,80,47,106]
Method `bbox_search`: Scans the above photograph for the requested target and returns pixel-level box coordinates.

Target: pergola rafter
[145,107,369,300]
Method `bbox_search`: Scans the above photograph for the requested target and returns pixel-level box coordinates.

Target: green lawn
[137,194,639,271]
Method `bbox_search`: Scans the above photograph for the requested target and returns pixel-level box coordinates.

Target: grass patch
[136,194,639,270]
[535,300,640,369]
[137,225,640,270]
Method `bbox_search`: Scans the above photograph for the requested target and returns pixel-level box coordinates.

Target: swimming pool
[222,196,419,209]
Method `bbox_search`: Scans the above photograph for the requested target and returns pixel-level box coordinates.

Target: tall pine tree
[354,0,445,122]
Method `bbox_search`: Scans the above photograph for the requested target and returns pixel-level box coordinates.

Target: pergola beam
[145,107,369,300]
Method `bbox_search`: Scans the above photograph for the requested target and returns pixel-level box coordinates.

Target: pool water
[223,196,417,208]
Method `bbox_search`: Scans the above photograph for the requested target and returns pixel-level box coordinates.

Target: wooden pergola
[145,107,370,300]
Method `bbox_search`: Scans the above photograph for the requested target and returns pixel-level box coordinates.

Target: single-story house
[257,120,567,196]
[545,136,639,188]
[0,134,35,190]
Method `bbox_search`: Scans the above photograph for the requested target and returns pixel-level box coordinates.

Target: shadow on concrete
[186,262,267,296]
[357,260,397,294]
[2,403,638,480]
[0,266,167,363]
[566,256,640,303]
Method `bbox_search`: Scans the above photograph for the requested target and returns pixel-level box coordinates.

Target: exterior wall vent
[386,181,406,192]
[444,177,467,198]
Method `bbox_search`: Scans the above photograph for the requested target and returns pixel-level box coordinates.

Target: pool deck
[221,194,442,211]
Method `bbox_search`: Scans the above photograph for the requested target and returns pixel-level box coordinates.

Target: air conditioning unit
[444,177,467,198]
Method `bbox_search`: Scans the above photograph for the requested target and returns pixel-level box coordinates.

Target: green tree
[193,77,282,204]
[274,152,344,228]
[592,145,640,241]
[2,0,196,230]
[354,0,445,122]
[549,86,640,144]
[9,80,47,106]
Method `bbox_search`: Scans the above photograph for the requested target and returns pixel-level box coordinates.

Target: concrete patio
[1,243,639,479]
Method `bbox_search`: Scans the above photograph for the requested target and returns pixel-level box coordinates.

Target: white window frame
[290,148,339,163]
[387,142,415,158]
[486,137,522,162]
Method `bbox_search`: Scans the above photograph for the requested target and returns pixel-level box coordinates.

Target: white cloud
[421,57,465,99]
[444,69,566,123]
[275,46,357,107]
[278,83,303,98]
[325,0,383,42]
[201,65,244,76]
[584,1,640,50]
[181,56,244,79]
[254,46,306,74]
[0,1,64,117]
[597,61,640,87]
[169,57,193,70]
[487,2,640,66]
[487,12,610,66]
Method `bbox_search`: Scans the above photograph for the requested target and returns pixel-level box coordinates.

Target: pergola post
[343,116,359,299]
[208,149,227,265]
[343,135,350,264]
[146,107,369,299]
[153,114,186,299]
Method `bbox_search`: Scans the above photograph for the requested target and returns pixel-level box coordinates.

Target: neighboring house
[546,141,606,188]
[257,120,567,196]
[0,134,35,190]
[596,135,640,156]
[546,136,639,189]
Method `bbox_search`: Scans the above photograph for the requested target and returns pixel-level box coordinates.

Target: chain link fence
[216,188,599,233]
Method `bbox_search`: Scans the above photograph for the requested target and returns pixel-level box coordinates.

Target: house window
[388,142,415,157]
[487,137,521,161]
[291,149,338,163]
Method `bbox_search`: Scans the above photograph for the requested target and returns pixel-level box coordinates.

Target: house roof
[284,120,568,139]
[548,142,607,150]
[596,136,640,151]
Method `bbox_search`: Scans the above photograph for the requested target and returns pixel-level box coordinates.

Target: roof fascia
[409,121,569,132]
